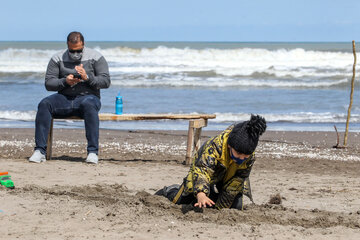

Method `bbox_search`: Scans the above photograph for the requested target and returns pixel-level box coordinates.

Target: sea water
[0,41,359,131]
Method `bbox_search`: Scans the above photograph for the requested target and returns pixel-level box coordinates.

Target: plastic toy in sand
[0,172,15,189]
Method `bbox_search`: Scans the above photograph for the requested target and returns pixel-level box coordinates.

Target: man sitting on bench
[29,31,111,164]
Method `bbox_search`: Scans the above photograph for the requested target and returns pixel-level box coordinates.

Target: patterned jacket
[183,125,255,209]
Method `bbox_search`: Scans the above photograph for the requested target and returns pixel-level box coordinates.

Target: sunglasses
[68,49,83,53]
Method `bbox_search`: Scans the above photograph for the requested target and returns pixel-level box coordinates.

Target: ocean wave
[105,46,358,81]
[109,65,357,79]
[1,110,359,124]
[100,46,355,71]
[0,46,358,87]
[211,112,360,123]
[0,110,36,121]
[0,46,356,70]
[0,72,44,85]
[0,48,55,73]
[110,77,350,88]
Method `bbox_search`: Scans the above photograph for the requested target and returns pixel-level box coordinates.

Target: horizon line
[0,40,356,43]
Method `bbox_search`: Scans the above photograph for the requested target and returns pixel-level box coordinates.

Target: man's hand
[66,74,81,86]
[194,192,215,208]
[75,64,88,80]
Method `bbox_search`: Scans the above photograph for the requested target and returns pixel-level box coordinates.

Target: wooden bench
[46,113,216,164]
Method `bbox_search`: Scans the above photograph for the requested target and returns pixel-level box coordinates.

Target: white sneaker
[85,153,98,164]
[29,150,46,163]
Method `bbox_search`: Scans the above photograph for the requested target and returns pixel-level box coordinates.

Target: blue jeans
[35,93,101,155]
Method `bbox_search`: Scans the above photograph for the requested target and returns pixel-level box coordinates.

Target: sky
[1,0,360,42]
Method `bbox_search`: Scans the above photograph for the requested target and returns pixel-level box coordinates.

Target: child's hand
[195,192,215,208]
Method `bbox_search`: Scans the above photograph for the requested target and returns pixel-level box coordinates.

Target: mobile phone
[73,73,82,79]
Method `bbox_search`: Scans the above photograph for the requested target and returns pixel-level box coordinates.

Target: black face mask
[230,149,249,164]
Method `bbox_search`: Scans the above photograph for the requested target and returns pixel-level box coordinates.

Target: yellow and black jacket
[177,125,255,209]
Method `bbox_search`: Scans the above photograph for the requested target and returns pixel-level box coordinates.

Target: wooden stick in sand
[343,40,357,147]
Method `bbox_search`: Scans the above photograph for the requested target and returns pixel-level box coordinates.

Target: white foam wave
[1,110,358,124]
[100,46,357,79]
[0,48,56,73]
[110,77,349,88]
[211,112,360,123]
[0,110,36,121]
[0,46,358,81]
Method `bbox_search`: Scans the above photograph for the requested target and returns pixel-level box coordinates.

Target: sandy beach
[1,128,360,239]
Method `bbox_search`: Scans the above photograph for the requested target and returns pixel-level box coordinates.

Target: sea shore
[0,128,360,239]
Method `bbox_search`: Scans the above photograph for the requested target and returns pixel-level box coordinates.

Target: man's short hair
[67,31,84,44]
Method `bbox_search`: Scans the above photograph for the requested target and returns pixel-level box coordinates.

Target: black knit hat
[228,114,267,155]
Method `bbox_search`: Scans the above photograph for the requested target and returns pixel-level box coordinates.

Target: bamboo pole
[343,40,357,146]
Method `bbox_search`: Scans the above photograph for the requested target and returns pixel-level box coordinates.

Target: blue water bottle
[115,92,123,115]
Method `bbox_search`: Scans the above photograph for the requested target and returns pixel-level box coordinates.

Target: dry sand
[0,128,360,239]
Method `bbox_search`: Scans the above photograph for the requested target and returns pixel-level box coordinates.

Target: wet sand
[1,128,360,239]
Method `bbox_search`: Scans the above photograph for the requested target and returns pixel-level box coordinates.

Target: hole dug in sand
[269,193,282,205]
[13,184,360,229]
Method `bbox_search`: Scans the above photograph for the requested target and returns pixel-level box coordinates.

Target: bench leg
[185,122,195,164]
[185,119,208,165]
[193,127,202,152]
[46,118,54,160]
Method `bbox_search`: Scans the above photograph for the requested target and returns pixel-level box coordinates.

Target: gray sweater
[45,47,111,98]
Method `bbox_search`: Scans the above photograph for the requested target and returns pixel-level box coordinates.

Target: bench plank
[99,113,216,121]
[46,113,216,164]
[58,114,216,121]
